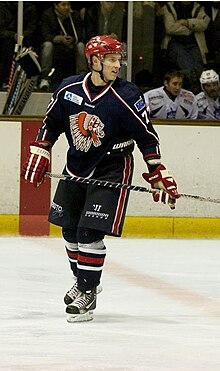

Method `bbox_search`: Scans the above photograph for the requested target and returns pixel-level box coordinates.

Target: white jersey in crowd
[196,91,220,120]
[144,86,198,119]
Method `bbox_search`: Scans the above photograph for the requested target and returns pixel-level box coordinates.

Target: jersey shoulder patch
[134,96,145,112]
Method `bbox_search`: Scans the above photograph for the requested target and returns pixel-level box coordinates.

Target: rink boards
[0,118,219,238]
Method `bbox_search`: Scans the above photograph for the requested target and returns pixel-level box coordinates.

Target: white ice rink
[1,236,220,371]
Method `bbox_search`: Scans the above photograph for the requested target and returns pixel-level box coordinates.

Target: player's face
[164,77,183,96]
[101,53,122,81]
[203,82,219,99]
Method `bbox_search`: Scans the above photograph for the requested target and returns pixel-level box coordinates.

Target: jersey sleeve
[190,97,199,119]
[143,91,149,106]
[143,88,164,118]
[36,91,67,145]
[112,83,161,165]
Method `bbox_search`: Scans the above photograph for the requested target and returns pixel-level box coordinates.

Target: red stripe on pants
[112,156,131,235]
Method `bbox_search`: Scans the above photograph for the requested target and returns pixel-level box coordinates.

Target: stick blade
[15,49,41,78]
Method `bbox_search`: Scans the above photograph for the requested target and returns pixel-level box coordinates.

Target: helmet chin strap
[91,62,113,84]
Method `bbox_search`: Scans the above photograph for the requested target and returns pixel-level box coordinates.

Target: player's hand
[21,141,50,187]
[142,164,180,209]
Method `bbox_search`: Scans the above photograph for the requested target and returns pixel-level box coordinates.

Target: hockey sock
[77,240,106,292]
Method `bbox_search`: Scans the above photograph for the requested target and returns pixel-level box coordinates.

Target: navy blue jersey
[37,72,161,177]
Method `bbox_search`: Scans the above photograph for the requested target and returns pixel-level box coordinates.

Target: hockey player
[196,69,220,120]
[22,35,179,322]
[144,70,198,119]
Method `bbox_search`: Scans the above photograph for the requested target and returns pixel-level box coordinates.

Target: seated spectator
[39,1,86,91]
[144,70,198,119]
[161,1,210,91]
[0,2,39,90]
[196,69,220,119]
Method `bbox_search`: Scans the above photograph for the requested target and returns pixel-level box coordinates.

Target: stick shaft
[45,172,220,204]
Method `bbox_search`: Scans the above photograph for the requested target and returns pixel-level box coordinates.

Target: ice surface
[0,236,220,371]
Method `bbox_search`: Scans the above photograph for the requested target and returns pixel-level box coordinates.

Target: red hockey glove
[142,164,180,209]
[22,141,50,187]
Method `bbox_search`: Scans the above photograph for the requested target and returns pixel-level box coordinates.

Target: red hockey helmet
[85,35,125,64]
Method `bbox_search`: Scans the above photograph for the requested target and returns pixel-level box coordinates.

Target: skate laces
[73,290,96,309]
[66,282,78,300]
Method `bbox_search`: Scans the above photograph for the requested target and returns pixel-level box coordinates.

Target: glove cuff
[36,140,51,148]
[30,145,50,161]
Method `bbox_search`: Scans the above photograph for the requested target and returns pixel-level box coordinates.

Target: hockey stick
[7,26,24,92]
[7,70,26,114]
[2,65,23,114]
[2,49,41,115]
[12,75,38,115]
[4,3,24,112]
[45,172,220,204]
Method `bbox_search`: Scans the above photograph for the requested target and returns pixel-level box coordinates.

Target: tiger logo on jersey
[70,112,105,152]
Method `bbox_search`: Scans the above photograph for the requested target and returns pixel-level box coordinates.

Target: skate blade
[67,311,93,323]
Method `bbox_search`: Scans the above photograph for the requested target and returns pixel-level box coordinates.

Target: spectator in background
[84,2,127,43]
[144,70,198,119]
[84,2,127,79]
[151,1,167,87]
[73,2,97,25]
[0,2,39,90]
[196,69,220,119]
[161,1,210,93]
[39,1,86,92]
[203,2,220,74]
